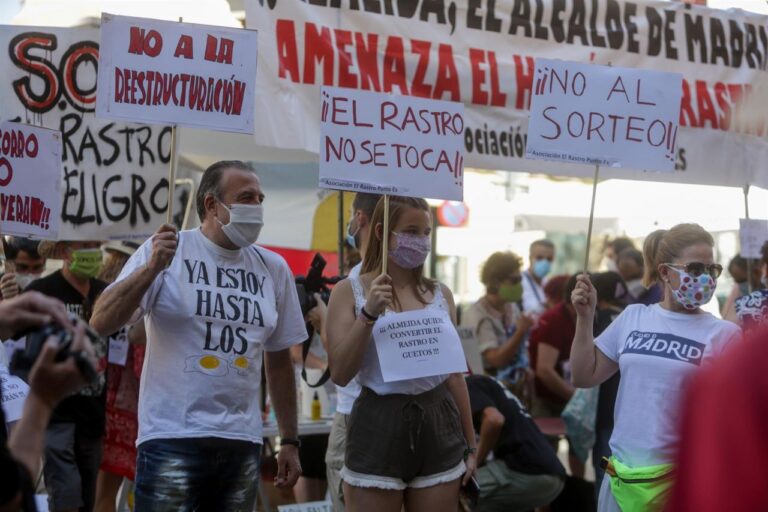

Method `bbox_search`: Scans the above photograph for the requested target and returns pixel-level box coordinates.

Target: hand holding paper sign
[364,273,393,317]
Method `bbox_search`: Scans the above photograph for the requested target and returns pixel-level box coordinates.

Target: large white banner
[246,0,768,187]
[319,86,464,200]
[97,14,258,133]
[527,59,682,172]
[0,122,62,239]
[0,26,171,241]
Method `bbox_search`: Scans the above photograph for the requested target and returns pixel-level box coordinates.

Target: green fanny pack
[602,456,675,512]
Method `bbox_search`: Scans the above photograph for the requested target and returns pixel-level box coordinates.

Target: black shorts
[342,382,466,490]
[298,434,329,480]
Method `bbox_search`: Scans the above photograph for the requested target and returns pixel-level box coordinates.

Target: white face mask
[217,201,264,248]
[15,272,41,290]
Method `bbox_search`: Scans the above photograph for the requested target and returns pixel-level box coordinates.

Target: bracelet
[463,447,477,460]
[280,437,301,448]
[360,306,379,322]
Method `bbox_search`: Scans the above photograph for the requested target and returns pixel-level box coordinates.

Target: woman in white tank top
[326,196,477,512]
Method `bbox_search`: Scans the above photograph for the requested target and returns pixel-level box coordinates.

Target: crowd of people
[2,160,768,512]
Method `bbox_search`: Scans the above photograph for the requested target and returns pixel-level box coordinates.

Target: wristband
[360,306,379,322]
[464,447,477,460]
[280,438,301,448]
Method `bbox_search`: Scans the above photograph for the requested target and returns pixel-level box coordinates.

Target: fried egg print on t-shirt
[229,355,255,377]
[184,354,229,377]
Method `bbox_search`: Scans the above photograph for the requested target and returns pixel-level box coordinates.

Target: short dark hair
[608,237,635,255]
[729,254,748,273]
[617,248,643,267]
[352,193,381,220]
[196,160,255,222]
[564,274,582,303]
[481,252,522,293]
[592,271,627,305]
[531,239,555,252]
[2,236,42,261]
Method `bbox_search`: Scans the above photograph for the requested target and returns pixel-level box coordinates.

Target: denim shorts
[342,383,466,490]
[135,437,261,512]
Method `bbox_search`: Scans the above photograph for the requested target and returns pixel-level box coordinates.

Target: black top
[594,307,623,433]
[466,375,566,477]
[25,271,108,438]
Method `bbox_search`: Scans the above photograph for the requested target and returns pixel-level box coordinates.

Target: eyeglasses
[666,263,723,279]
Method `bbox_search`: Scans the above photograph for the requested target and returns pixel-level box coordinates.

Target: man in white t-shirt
[324,192,380,511]
[522,239,556,314]
[91,161,307,511]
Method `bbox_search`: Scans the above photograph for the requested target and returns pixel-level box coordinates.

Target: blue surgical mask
[346,220,359,250]
[533,259,552,279]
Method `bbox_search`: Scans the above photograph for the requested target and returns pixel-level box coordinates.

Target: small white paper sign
[278,502,332,512]
[319,86,464,201]
[739,218,768,259]
[108,330,129,366]
[2,337,26,368]
[526,59,682,172]
[1,366,29,423]
[97,13,258,133]
[373,309,467,382]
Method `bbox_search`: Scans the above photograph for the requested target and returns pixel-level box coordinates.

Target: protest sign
[526,59,682,172]
[97,14,258,134]
[1,367,29,423]
[319,87,464,201]
[739,218,768,259]
[0,122,62,239]
[0,26,172,241]
[247,0,768,186]
[373,309,467,382]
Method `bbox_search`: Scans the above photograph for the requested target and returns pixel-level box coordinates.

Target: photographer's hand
[8,320,95,479]
[306,293,327,332]
[1,271,20,300]
[0,291,70,339]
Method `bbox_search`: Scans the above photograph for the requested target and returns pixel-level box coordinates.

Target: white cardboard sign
[739,218,768,259]
[0,122,62,239]
[526,59,682,173]
[373,309,467,383]
[319,87,464,201]
[97,14,258,134]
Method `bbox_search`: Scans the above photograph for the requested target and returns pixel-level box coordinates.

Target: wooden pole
[382,194,390,275]
[166,124,178,225]
[338,192,345,276]
[584,164,600,273]
[745,185,753,293]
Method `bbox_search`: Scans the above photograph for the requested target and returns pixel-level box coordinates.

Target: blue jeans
[135,437,261,512]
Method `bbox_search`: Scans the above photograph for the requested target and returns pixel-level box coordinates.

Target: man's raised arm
[90,224,177,336]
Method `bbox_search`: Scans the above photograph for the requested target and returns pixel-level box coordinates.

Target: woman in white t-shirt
[569,223,741,512]
[326,196,477,512]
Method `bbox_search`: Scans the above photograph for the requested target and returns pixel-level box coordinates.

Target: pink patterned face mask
[389,232,431,269]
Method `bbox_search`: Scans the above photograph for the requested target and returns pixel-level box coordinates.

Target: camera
[10,313,100,384]
[295,253,341,316]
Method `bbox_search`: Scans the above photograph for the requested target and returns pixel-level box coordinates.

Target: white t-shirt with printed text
[111,229,307,446]
[595,303,740,467]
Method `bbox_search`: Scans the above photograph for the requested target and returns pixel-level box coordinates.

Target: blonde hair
[642,223,714,286]
[361,196,435,306]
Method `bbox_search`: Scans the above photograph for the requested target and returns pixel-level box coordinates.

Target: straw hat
[101,240,141,256]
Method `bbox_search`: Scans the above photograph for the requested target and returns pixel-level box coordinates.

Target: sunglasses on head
[666,262,723,279]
